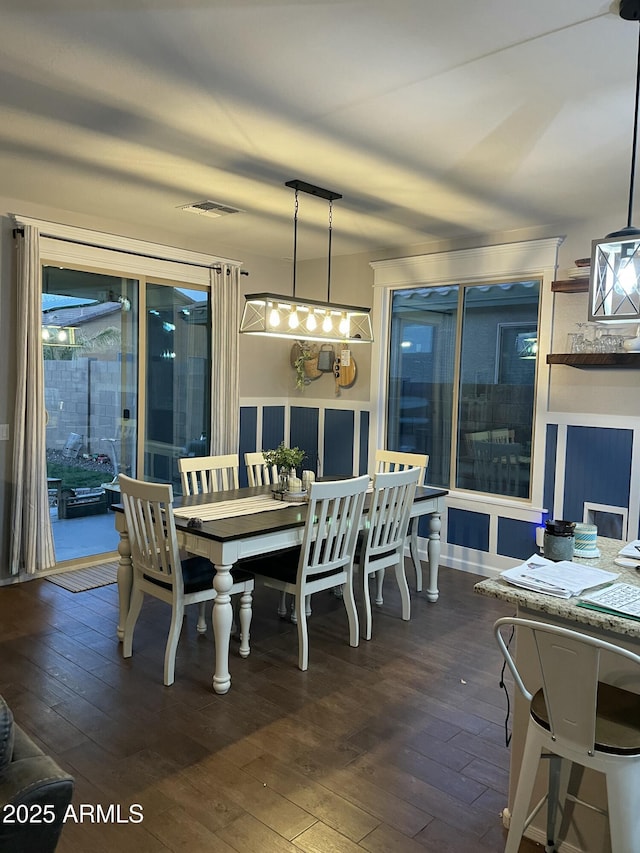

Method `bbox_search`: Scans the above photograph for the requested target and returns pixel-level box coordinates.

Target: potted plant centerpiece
[262,442,306,492]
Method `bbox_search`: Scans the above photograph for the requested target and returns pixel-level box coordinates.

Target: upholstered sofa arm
[0,697,74,853]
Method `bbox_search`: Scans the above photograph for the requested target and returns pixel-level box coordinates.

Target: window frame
[370,238,562,509]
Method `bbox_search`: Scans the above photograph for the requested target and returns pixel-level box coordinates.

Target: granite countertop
[474,537,640,638]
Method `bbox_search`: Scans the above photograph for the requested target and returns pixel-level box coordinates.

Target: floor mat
[46,561,118,592]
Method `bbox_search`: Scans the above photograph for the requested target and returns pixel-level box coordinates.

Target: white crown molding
[370,237,564,287]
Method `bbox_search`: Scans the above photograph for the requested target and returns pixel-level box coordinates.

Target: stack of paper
[617,540,640,560]
[500,554,619,599]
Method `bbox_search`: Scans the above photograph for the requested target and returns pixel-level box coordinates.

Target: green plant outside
[46,461,110,490]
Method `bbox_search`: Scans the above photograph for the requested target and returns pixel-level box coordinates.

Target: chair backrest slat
[301,476,369,581]
[366,467,420,557]
[244,451,278,487]
[178,454,240,495]
[375,449,429,487]
[119,473,182,590]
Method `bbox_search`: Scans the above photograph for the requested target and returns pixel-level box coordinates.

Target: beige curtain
[10,225,56,574]
[210,264,240,455]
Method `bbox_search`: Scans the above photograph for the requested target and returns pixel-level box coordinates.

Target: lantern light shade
[240,292,373,343]
[239,179,374,344]
[589,229,640,322]
[589,2,640,322]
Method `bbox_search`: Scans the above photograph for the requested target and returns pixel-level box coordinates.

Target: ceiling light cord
[627,21,640,229]
[292,188,299,299]
[327,199,333,303]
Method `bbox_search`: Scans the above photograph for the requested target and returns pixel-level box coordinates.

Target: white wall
[2,195,639,576]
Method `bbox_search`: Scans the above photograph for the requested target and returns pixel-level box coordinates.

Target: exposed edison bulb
[322,312,333,333]
[615,256,639,296]
[339,313,350,336]
[268,303,280,327]
[288,305,300,329]
[306,310,317,332]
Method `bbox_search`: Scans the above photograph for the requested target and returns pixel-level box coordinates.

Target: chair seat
[354,532,396,563]
[144,556,254,594]
[531,683,640,755]
[245,548,347,588]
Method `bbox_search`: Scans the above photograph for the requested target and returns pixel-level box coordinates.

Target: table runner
[173,494,294,521]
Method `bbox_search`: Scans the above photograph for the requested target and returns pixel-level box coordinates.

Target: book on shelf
[500,554,619,599]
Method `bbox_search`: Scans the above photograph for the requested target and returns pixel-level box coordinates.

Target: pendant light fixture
[239,179,373,343]
[590,0,640,322]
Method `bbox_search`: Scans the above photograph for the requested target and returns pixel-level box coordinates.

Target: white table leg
[116,527,132,641]
[212,563,233,694]
[238,590,252,659]
[408,519,422,592]
[426,511,441,602]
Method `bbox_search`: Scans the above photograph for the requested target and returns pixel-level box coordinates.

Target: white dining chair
[374,449,429,591]
[355,466,421,639]
[471,439,522,495]
[244,451,278,487]
[242,475,369,671]
[119,473,254,685]
[178,453,240,495]
[495,617,640,853]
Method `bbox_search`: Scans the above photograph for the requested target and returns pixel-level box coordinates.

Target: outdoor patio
[50,506,119,563]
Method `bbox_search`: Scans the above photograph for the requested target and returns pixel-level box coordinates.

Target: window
[387,279,540,498]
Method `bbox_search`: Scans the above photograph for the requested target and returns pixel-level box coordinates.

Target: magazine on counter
[500,554,619,599]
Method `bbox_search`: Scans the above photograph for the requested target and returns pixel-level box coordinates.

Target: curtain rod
[12,227,249,275]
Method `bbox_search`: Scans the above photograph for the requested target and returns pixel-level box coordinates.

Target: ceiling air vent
[178,200,243,218]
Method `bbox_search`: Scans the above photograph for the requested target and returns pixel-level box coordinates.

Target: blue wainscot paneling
[359,410,370,475]
[544,423,557,517]
[448,508,490,552]
[497,517,539,560]
[324,409,355,476]
[262,406,285,452]
[564,426,632,521]
[239,406,258,487]
[290,407,320,473]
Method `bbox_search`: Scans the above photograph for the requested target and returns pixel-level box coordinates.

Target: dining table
[112,482,448,694]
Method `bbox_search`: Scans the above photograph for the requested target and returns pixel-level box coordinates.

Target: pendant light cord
[627,22,640,229]
[292,189,299,299]
[327,199,333,303]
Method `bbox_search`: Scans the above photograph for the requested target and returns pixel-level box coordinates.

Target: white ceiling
[0,0,637,261]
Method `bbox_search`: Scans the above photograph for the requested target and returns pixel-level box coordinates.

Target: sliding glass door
[43,267,210,565]
[143,282,211,490]
[43,267,137,563]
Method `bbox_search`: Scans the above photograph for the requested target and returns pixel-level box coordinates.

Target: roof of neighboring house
[42,294,98,313]
[42,302,122,327]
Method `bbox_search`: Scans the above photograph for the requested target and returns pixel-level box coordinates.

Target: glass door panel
[388,287,458,487]
[144,283,210,492]
[43,267,137,563]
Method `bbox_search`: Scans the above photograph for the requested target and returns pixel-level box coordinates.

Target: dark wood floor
[0,563,543,853]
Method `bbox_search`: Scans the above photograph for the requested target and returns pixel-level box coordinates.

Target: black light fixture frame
[239,179,373,343]
[285,179,343,305]
[607,0,640,240]
[588,1,640,321]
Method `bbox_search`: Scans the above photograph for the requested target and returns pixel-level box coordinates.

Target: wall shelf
[546,352,640,368]
[551,278,589,293]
